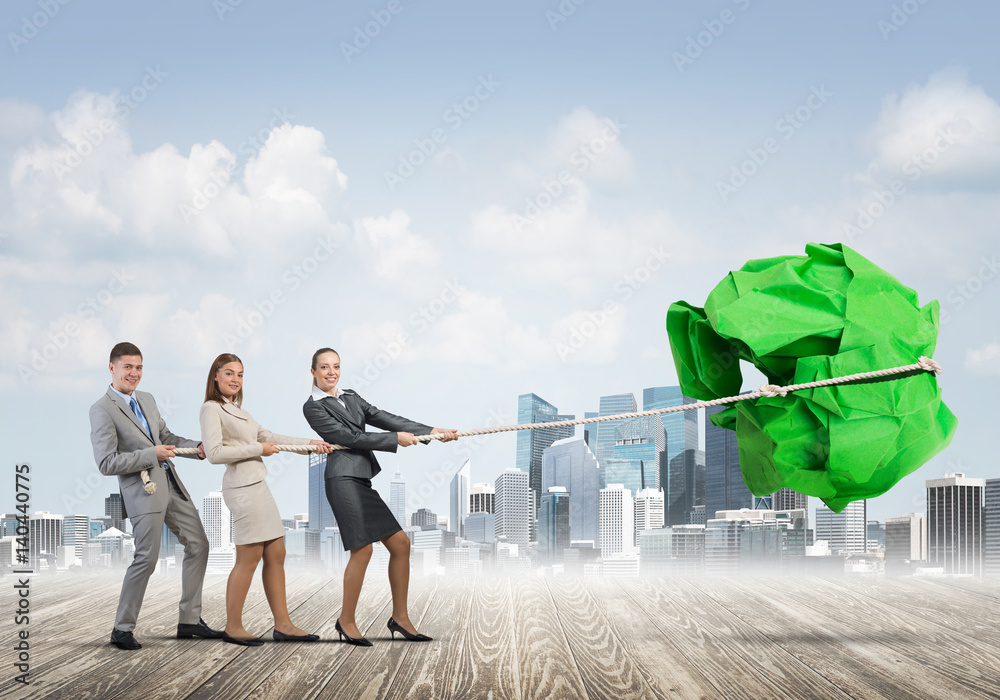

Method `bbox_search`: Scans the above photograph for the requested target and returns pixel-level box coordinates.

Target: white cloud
[865,69,1000,183]
[965,342,1000,375]
[544,107,633,183]
[353,209,440,280]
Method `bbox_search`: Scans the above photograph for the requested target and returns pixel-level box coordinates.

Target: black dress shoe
[273,629,320,642]
[177,618,224,639]
[335,619,373,647]
[222,632,264,647]
[387,617,432,641]
[110,629,142,650]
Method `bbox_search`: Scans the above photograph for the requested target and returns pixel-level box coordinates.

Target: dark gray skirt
[325,475,402,551]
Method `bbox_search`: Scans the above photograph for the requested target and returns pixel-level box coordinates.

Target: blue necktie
[130,396,168,470]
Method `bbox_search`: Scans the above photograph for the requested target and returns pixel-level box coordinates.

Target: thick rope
[159,356,942,470]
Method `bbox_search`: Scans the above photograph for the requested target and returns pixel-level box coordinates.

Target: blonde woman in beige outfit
[200,353,333,646]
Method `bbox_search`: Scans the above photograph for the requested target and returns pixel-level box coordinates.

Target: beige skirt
[223,480,286,545]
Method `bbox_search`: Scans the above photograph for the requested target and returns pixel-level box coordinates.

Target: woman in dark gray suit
[303,347,456,646]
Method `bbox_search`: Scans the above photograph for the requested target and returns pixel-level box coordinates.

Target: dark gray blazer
[302,389,431,479]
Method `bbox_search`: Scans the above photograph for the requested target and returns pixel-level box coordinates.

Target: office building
[643,387,700,485]
[201,491,233,551]
[450,460,470,538]
[105,493,126,532]
[583,411,599,447]
[704,405,753,518]
[772,488,809,514]
[28,511,63,570]
[465,512,495,544]
[62,515,89,561]
[516,393,575,504]
[469,482,495,514]
[927,472,984,576]
[815,501,867,555]
[309,452,337,531]
[541,437,602,546]
[390,469,407,528]
[867,520,886,549]
[495,468,530,546]
[986,478,1000,577]
[593,393,637,466]
[1,514,21,537]
[634,488,665,546]
[538,487,571,562]
[665,448,704,526]
[411,508,438,528]
[600,484,634,559]
[285,528,321,564]
[160,522,179,559]
[885,514,927,574]
[612,415,666,491]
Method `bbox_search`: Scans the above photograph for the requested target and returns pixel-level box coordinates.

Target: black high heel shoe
[387,617,432,641]
[335,619,373,647]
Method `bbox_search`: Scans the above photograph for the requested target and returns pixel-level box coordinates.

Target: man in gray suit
[90,342,223,650]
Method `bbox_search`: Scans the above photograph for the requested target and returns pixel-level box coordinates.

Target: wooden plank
[757,576,1000,699]
[437,577,521,700]
[691,576,963,700]
[545,578,661,700]
[509,577,590,700]
[242,574,396,700]
[625,577,851,700]
[585,576,723,700]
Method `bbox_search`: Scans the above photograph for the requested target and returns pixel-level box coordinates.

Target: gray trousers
[114,471,210,631]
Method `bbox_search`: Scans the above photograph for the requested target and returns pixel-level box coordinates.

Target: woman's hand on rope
[431,428,458,443]
[397,432,418,448]
[310,440,335,454]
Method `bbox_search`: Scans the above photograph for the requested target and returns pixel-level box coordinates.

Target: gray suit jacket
[90,387,201,518]
[302,389,431,479]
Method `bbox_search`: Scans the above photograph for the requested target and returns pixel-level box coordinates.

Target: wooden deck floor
[3,571,999,699]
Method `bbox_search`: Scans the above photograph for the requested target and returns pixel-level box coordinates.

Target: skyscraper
[885,514,927,573]
[772,488,808,514]
[986,478,1000,577]
[599,483,634,559]
[62,514,90,560]
[643,386,699,477]
[593,393,637,466]
[28,511,62,570]
[611,415,666,491]
[411,508,438,528]
[927,472,984,576]
[538,487,571,562]
[583,411,598,447]
[495,468,530,546]
[308,452,337,532]
[634,488,665,546]
[815,501,867,555]
[450,460,470,537]
[469,482,495,514]
[516,394,575,504]
[105,493,125,532]
[541,437,601,546]
[704,404,753,518]
[202,491,233,551]
[390,469,407,528]
[665,449,704,526]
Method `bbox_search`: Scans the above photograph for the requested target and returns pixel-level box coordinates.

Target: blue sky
[2,0,998,527]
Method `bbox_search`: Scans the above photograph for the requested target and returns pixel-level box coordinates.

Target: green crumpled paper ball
[667,242,957,512]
